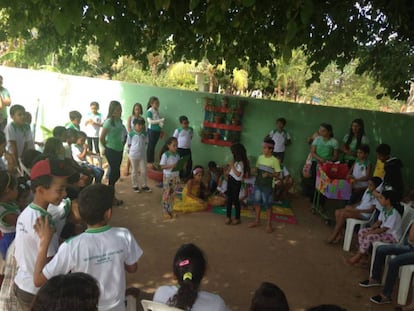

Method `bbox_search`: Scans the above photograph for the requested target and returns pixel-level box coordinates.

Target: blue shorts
[253,186,273,210]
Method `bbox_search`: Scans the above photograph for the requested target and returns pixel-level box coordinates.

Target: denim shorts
[253,186,273,210]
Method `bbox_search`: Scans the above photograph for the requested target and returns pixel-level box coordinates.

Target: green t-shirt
[103,118,124,151]
[342,134,369,161]
[312,136,339,161]
[255,154,281,189]
[0,87,11,119]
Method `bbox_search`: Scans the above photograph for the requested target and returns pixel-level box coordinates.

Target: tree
[0,1,413,99]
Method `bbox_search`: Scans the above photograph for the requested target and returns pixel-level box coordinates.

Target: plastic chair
[343,212,375,251]
[397,264,414,305]
[141,299,184,311]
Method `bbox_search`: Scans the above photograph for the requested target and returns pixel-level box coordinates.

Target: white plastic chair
[397,264,414,305]
[141,300,184,311]
[343,212,375,251]
[126,295,137,311]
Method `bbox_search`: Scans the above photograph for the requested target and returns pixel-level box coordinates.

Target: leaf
[300,0,314,25]
[285,20,298,44]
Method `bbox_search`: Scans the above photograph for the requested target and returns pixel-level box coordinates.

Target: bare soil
[111,175,404,311]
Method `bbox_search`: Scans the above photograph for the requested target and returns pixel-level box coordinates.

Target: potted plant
[212,131,220,141]
[204,97,214,111]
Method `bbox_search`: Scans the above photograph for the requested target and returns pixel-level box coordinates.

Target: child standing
[346,189,402,265]
[32,183,143,311]
[347,144,371,203]
[174,166,208,213]
[173,116,193,180]
[268,117,291,163]
[125,103,144,176]
[146,96,165,164]
[159,137,180,218]
[84,101,102,155]
[127,118,151,193]
[14,157,74,310]
[225,143,250,225]
[248,138,281,233]
[66,111,82,131]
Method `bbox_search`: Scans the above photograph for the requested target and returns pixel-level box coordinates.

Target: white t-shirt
[153,285,229,311]
[355,189,376,220]
[47,198,71,238]
[160,151,180,177]
[127,131,147,160]
[229,161,243,181]
[71,144,87,164]
[42,226,143,311]
[14,204,59,294]
[351,159,369,189]
[5,122,33,158]
[85,112,102,138]
[379,207,402,241]
[173,127,193,149]
[268,129,291,153]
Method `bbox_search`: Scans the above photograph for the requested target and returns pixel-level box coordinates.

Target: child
[327,176,382,244]
[268,117,291,162]
[173,115,193,180]
[347,144,371,203]
[4,104,34,164]
[159,137,180,218]
[250,282,290,311]
[125,103,144,176]
[32,183,143,311]
[71,131,104,183]
[14,157,74,310]
[66,110,82,131]
[146,96,165,164]
[217,165,230,197]
[62,128,77,159]
[127,118,151,193]
[0,131,7,171]
[153,243,228,311]
[225,143,250,225]
[273,157,294,202]
[346,189,402,266]
[174,166,208,213]
[248,138,281,233]
[206,161,220,193]
[376,143,404,201]
[84,101,102,155]
[44,137,66,160]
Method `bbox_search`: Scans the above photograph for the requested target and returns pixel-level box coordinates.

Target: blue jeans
[105,147,123,186]
[80,162,104,183]
[372,244,414,298]
[253,186,273,210]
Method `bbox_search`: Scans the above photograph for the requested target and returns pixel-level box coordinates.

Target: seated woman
[346,189,402,265]
[340,118,369,166]
[174,166,208,213]
[327,176,382,244]
[153,243,229,311]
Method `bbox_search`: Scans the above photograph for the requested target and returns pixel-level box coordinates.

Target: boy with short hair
[14,157,74,310]
[5,105,34,164]
[268,117,291,162]
[127,118,151,193]
[173,115,193,180]
[66,110,82,131]
[248,138,281,233]
[84,101,102,154]
[33,184,143,311]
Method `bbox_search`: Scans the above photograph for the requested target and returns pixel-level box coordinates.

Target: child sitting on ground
[206,161,221,193]
[250,282,290,311]
[216,164,230,197]
[174,166,208,213]
[326,176,382,244]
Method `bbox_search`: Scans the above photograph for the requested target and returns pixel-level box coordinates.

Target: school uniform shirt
[146,107,162,131]
[85,112,102,138]
[0,202,20,234]
[127,130,147,160]
[47,198,71,238]
[160,151,180,177]
[255,155,281,190]
[268,129,291,153]
[351,159,370,189]
[14,204,60,294]
[173,127,193,149]
[154,285,229,311]
[42,226,143,311]
[71,144,87,164]
[356,189,376,220]
[379,207,402,241]
[229,161,244,182]
[5,122,33,158]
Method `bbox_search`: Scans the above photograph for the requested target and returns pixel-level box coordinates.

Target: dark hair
[376,143,391,156]
[53,126,67,139]
[357,144,370,155]
[17,176,30,197]
[106,100,122,126]
[370,176,382,188]
[250,282,290,311]
[230,143,250,176]
[276,118,286,126]
[320,123,334,138]
[31,175,54,192]
[132,103,143,116]
[179,115,188,123]
[30,272,100,311]
[0,171,17,198]
[43,137,64,158]
[159,137,177,159]
[69,110,82,121]
[167,244,207,310]
[146,96,159,110]
[208,161,217,169]
[76,131,87,139]
[191,165,207,199]
[90,101,99,109]
[345,118,365,149]
[133,118,145,126]
[78,184,114,225]
[66,128,78,141]
[10,104,25,117]
[21,149,42,169]
[0,131,5,145]
[307,305,346,311]
[263,137,275,149]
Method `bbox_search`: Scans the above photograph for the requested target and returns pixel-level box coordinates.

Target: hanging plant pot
[213,132,220,141]
[214,116,222,124]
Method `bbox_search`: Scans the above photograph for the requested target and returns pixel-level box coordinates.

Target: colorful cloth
[358,228,397,254]
[174,182,206,213]
[162,175,180,216]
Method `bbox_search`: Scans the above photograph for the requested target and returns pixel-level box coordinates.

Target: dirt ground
[110,174,405,311]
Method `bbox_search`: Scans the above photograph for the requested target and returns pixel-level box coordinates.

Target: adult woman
[100,100,124,205]
[340,118,369,165]
[146,96,164,164]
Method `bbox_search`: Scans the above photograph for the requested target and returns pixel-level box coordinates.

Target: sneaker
[370,294,391,304]
[141,186,152,193]
[133,187,140,193]
[359,279,382,288]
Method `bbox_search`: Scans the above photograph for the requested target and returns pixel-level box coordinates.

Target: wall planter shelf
[201,138,233,147]
[203,121,242,131]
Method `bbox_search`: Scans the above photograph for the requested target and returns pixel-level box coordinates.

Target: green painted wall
[2,66,413,192]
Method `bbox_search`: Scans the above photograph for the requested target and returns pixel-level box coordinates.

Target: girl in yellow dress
[174,166,207,213]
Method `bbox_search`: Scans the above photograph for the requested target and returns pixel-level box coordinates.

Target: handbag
[302,153,313,178]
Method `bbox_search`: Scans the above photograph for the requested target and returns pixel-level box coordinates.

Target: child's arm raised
[33,216,55,287]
